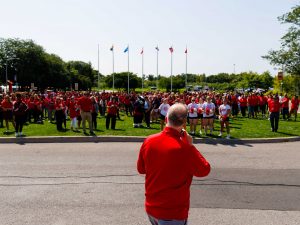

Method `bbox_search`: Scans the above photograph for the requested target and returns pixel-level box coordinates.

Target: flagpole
[127,45,130,94]
[142,48,144,93]
[185,46,187,92]
[112,48,115,91]
[171,47,173,93]
[97,44,100,90]
[156,46,159,89]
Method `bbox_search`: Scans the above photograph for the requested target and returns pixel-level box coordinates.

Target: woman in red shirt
[289,95,299,121]
[1,95,15,133]
[68,96,78,131]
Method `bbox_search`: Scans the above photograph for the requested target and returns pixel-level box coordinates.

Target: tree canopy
[263,4,300,94]
[0,38,96,90]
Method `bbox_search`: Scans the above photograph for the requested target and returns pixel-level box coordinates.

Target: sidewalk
[0,135,299,144]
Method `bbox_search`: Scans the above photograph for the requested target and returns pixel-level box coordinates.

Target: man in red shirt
[137,103,210,225]
[106,97,118,129]
[268,95,281,132]
[77,92,94,135]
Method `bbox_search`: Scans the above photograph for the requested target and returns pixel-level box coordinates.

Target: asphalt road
[0,142,299,225]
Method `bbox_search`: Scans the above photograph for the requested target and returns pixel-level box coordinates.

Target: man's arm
[137,143,146,174]
[189,146,210,177]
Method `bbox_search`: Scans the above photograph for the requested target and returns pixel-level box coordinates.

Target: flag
[169,46,174,53]
[124,46,129,53]
[110,45,114,51]
[155,46,159,51]
[185,48,187,54]
[140,48,144,54]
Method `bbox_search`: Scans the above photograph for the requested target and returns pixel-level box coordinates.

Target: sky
[0,0,298,77]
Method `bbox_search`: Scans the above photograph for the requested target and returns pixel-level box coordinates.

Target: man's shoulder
[144,132,163,144]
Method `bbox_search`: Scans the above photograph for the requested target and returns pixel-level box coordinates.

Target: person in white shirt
[187,97,198,135]
[219,98,231,139]
[202,96,215,135]
[158,98,170,131]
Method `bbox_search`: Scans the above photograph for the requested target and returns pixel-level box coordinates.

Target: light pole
[5,57,18,93]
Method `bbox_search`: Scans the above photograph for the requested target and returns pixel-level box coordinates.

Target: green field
[0,112,299,139]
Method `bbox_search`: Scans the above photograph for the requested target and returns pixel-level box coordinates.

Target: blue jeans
[148,214,187,225]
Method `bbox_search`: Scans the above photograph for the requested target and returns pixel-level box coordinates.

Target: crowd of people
[0,89,299,137]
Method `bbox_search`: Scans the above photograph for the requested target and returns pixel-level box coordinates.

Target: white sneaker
[218,133,222,137]
[226,135,231,139]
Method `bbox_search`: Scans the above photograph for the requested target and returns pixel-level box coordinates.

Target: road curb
[0,135,299,144]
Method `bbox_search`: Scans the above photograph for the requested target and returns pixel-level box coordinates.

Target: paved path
[0,142,299,225]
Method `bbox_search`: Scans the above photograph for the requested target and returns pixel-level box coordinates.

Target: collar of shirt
[163,126,181,138]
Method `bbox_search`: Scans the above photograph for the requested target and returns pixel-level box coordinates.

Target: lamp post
[5,57,18,92]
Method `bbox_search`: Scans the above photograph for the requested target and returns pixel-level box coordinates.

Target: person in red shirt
[247,93,255,118]
[1,95,15,133]
[46,95,55,123]
[253,93,259,118]
[27,96,35,123]
[231,93,239,117]
[77,92,94,135]
[106,97,118,129]
[268,95,281,132]
[137,103,210,224]
[54,97,65,131]
[238,94,247,117]
[281,93,289,120]
[124,95,132,116]
[289,95,299,121]
[258,93,268,118]
[13,93,28,137]
[68,96,78,131]
[90,96,99,130]
[0,94,4,128]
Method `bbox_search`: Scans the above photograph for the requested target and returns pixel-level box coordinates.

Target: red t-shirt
[291,98,299,110]
[78,96,92,112]
[247,96,256,106]
[1,100,13,109]
[239,97,247,107]
[107,101,118,115]
[258,96,267,106]
[281,97,289,108]
[68,101,77,118]
[137,127,210,220]
[268,99,281,112]
[27,99,35,110]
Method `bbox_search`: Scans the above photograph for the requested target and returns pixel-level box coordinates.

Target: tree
[66,61,96,90]
[104,72,141,91]
[263,5,300,94]
[0,38,98,90]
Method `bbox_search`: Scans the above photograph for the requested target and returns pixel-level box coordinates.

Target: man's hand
[181,129,193,145]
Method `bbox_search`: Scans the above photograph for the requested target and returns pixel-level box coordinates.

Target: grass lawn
[0,112,299,139]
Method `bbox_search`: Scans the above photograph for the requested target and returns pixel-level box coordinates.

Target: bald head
[167,103,188,127]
